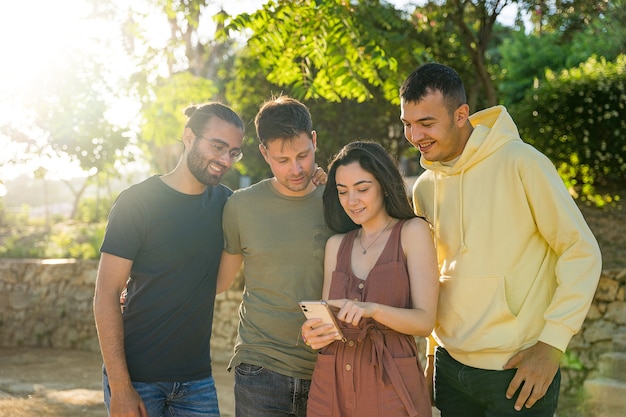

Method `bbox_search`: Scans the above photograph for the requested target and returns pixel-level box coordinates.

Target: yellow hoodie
[413,106,602,370]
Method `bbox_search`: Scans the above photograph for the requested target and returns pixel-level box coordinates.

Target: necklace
[358,218,393,255]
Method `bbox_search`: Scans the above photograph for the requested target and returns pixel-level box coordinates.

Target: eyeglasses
[196,135,243,163]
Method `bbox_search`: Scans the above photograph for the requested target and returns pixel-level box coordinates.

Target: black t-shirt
[101,176,232,382]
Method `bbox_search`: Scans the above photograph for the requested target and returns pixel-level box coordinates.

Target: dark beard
[187,143,224,186]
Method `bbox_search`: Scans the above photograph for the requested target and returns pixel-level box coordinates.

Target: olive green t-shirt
[223,179,333,379]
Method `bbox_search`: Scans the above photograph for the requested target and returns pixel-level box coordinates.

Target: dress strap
[334,229,359,274]
[376,219,407,265]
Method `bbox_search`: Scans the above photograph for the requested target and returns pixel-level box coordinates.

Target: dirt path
[0,347,443,417]
[0,345,592,416]
[0,347,234,417]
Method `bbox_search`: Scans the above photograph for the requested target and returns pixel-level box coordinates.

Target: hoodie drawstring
[459,170,468,253]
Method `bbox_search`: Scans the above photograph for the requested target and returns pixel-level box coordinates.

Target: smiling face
[400,90,470,163]
[186,117,244,186]
[335,161,386,227]
[260,131,318,196]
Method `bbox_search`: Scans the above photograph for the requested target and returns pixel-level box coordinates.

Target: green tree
[225,48,413,184]
[220,1,422,182]
[521,0,612,37]
[566,0,626,66]
[221,0,516,107]
[406,1,510,110]
[499,30,569,105]
[431,0,513,106]
[123,1,240,173]
[122,0,238,94]
[222,0,422,104]
[140,72,219,173]
[500,0,625,107]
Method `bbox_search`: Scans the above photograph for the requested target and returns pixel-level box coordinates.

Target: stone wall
[561,269,626,394]
[0,259,624,394]
[0,259,244,361]
[0,259,100,352]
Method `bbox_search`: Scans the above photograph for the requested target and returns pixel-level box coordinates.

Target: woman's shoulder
[401,216,430,229]
[326,231,354,249]
[327,232,348,246]
[400,217,433,239]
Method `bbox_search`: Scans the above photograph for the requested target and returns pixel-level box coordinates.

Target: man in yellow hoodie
[400,62,602,416]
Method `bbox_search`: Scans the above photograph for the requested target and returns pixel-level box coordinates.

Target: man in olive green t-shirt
[216,96,333,417]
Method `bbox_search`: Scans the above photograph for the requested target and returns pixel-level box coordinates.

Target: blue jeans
[103,367,220,417]
[434,347,560,417]
[234,363,310,417]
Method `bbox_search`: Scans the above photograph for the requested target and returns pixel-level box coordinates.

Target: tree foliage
[500,0,625,106]
[123,0,240,174]
[221,0,421,104]
[406,1,510,110]
[433,0,512,106]
[225,48,413,184]
[140,72,219,172]
[566,0,626,66]
[221,0,517,108]
[499,30,569,105]
[4,0,626,260]
[128,0,623,192]
[219,1,424,183]
[521,0,612,37]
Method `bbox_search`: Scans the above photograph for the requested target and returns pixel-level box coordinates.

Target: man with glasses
[94,102,245,417]
[216,96,334,417]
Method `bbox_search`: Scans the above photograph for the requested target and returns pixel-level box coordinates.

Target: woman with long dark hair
[302,141,439,417]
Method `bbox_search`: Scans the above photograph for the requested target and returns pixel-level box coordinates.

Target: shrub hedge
[511,55,625,205]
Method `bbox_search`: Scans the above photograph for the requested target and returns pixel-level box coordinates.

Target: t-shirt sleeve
[221,194,242,255]
[100,189,146,261]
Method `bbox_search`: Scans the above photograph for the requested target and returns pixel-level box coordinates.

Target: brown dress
[307,220,432,417]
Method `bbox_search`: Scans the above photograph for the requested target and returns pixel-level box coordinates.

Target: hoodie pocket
[436,275,520,353]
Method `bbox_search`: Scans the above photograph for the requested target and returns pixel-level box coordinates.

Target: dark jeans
[434,347,560,417]
[233,363,310,417]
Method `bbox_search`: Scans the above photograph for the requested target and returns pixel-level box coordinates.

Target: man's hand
[312,165,327,186]
[503,341,562,411]
[109,384,148,417]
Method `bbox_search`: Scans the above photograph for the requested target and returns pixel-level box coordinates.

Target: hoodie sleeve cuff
[538,323,574,353]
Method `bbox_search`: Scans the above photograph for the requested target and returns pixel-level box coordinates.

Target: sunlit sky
[0,0,278,191]
[0,0,131,189]
[0,0,518,196]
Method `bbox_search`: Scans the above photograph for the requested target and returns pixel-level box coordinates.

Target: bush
[0,203,105,260]
[512,55,626,206]
[46,221,105,260]
[75,195,114,223]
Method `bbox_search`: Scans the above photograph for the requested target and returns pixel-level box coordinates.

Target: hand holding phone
[299,300,345,341]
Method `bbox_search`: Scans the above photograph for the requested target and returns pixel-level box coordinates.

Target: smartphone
[299,300,345,341]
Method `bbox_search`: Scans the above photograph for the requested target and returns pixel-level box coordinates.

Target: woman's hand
[301,318,339,350]
[327,299,377,326]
